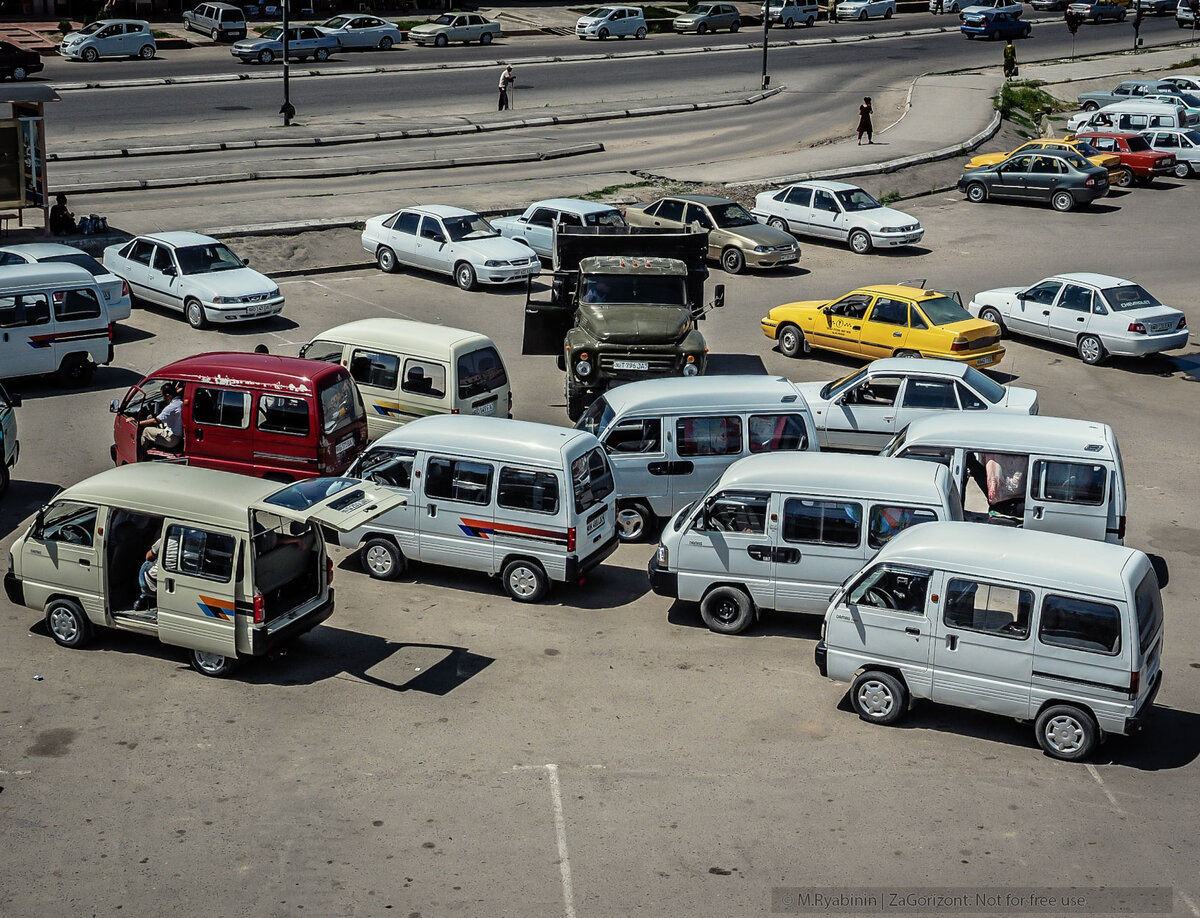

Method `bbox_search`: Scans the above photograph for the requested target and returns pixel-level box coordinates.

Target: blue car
[961,10,1033,37]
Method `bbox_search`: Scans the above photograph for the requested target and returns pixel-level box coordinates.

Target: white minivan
[576,375,818,543]
[338,415,619,602]
[649,452,961,634]
[817,522,1164,761]
[576,6,648,39]
[1068,100,1188,133]
[881,413,1127,543]
[300,318,512,439]
[0,263,114,387]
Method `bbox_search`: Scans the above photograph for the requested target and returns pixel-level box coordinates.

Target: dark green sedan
[957,150,1110,212]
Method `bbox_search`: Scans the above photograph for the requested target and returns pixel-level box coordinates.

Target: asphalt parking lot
[2,180,1198,918]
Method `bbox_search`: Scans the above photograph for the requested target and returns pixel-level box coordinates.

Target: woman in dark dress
[857,96,873,145]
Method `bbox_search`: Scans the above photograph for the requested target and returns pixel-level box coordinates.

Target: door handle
[1076,316,1085,322]
[1042,310,1050,316]
[427,503,437,518]
[946,634,958,650]
[78,559,90,567]
[905,626,921,635]
[165,577,175,594]
[852,325,861,331]
[893,331,902,337]
[747,545,772,562]
[194,429,204,440]
[647,461,670,476]
[775,547,801,564]
[883,415,894,422]
[1033,506,1044,520]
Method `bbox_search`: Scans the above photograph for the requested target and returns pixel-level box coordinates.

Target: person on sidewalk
[49,194,75,236]
[1003,40,1018,81]
[857,97,873,145]
[498,65,515,111]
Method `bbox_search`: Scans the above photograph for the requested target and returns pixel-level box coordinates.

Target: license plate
[779,254,798,263]
[975,355,995,366]
[1149,322,1173,333]
[336,436,355,455]
[472,401,496,416]
[613,360,649,371]
[587,511,606,534]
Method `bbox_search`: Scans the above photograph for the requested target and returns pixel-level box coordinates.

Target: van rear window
[1135,569,1163,654]
[1038,594,1121,655]
[457,347,508,400]
[258,395,310,436]
[318,376,365,435]
[572,447,615,513]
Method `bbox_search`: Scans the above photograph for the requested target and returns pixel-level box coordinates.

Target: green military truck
[522,226,724,421]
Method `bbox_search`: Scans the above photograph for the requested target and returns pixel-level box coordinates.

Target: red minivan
[110,352,368,480]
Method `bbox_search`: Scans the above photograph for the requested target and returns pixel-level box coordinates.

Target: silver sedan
[315,14,402,50]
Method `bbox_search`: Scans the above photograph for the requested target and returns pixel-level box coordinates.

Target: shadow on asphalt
[4,365,144,401]
[665,600,824,640]
[0,481,62,541]
[708,352,769,374]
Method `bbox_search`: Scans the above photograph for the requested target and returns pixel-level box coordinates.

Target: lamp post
[760,4,771,90]
[281,0,293,125]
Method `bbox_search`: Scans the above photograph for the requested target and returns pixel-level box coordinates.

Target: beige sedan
[625,194,799,274]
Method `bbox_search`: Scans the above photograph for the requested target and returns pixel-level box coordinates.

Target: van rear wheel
[1035,704,1098,761]
[851,670,908,725]
[502,559,549,603]
[362,537,405,580]
[56,354,94,387]
[700,585,754,634]
[189,649,238,678]
[45,598,93,649]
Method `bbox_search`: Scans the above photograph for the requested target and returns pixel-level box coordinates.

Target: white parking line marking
[546,764,577,918]
[1085,764,1124,815]
[298,277,415,319]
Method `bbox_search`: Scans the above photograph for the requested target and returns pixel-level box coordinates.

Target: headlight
[211,295,229,304]
[269,287,281,298]
[752,245,768,253]
[683,363,700,377]
[484,260,504,267]
[655,544,668,567]
[575,360,592,377]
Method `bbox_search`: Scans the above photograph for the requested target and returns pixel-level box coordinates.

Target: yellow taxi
[963,136,1127,186]
[761,283,1005,369]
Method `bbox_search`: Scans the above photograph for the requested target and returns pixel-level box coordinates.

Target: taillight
[318,436,331,469]
[1177,316,1188,330]
[567,526,576,553]
[451,408,459,414]
[121,278,130,298]
[1129,668,1140,698]
[1118,515,1127,541]
[253,593,264,624]
[108,323,114,341]
[949,337,968,351]
[1128,322,1147,334]
[1085,176,1096,186]
[326,556,334,586]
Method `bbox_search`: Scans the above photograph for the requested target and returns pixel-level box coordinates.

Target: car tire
[184,19,192,32]
[979,306,1005,332]
[1051,190,1076,212]
[379,36,394,50]
[45,597,94,649]
[1035,704,1098,761]
[1116,169,1133,188]
[1082,100,1100,111]
[435,33,448,46]
[636,25,647,38]
[777,323,807,358]
[598,27,610,39]
[362,537,405,580]
[190,649,239,678]
[700,585,755,635]
[884,6,893,17]
[767,216,789,233]
[806,15,816,25]
[376,246,398,273]
[185,298,208,330]
[258,48,274,64]
[730,20,741,31]
[56,353,94,387]
[784,16,796,27]
[966,182,988,203]
[139,44,155,60]
[502,558,549,603]
[616,501,655,543]
[481,31,494,44]
[859,10,868,19]
[1077,334,1107,365]
[1174,161,1192,178]
[721,247,745,274]
[454,262,477,291]
[697,22,709,33]
[82,47,99,62]
[314,47,329,61]
[848,229,873,255]
[895,349,922,359]
[212,28,220,41]
[12,66,27,81]
[850,670,908,725]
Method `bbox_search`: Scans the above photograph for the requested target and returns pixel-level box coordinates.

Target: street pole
[282,0,292,126]
[760,7,770,90]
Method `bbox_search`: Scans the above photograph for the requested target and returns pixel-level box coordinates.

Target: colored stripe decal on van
[26,329,111,349]
[197,595,236,621]
[371,401,442,419]
[458,517,568,545]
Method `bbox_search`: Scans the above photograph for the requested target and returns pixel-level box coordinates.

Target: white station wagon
[362,205,540,291]
[752,181,924,255]
[969,273,1189,365]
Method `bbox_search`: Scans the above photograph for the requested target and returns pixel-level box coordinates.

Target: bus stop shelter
[0,85,59,235]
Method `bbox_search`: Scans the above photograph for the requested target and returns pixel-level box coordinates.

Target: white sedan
[103,232,283,329]
[362,205,540,291]
[0,242,131,321]
[315,14,402,50]
[968,273,1189,365]
[835,0,895,18]
[795,358,1039,451]
[752,181,923,255]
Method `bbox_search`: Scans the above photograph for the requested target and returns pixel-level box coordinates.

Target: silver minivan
[817,522,1164,761]
[183,2,248,41]
[576,375,818,543]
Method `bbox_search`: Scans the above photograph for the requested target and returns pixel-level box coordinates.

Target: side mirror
[32,509,45,541]
[162,265,177,277]
[109,398,120,413]
[432,233,446,244]
[242,258,250,266]
[1017,292,1027,300]
[713,284,725,309]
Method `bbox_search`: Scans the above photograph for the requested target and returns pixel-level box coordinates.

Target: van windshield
[572,447,615,513]
[1135,569,1163,654]
[575,396,614,437]
[457,346,508,399]
[319,375,365,435]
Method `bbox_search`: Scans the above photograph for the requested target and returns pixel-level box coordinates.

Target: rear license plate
[587,510,606,534]
[472,401,496,416]
[1149,322,1173,333]
[613,360,650,371]
[336,436,355,455]
[975,355,995,366]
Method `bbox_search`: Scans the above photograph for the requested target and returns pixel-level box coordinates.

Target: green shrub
[58,19,73,35]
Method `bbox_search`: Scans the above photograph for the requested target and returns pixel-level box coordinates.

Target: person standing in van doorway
[498,65,515,111]
[139,382,184,452]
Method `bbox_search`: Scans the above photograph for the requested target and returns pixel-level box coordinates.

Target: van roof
[598,375,809,415]
[1095,99,1184,114]
[148,352,344,393]
[898,414,1117,459]
[59,464,273,529]
[875,522,1142,599]
[310,318,492,354]
[0,262,100,288]
[374,415,593,464]
[718,452,949,501]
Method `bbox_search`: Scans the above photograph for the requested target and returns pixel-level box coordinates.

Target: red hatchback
[110,352,368,480]
[1075,131,1177,186]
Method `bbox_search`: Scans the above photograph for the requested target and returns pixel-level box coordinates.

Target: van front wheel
[362,537,405,580]
[189,650,239,678]
[616,501,654,543]
[46,598,94,648]
[502,559,549,603]
[700,585,754,634]
[1035,704,1098,761]
[851,670,907,725]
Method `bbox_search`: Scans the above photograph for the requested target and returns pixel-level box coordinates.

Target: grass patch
[1168,56,1200,71]
[151,30,174,39]
[583,181,654,199]
[994,80,1070,130]
[393,19,429,29]
[879,190,902,205]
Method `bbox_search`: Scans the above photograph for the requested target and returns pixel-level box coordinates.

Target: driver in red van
[139,382,183,452]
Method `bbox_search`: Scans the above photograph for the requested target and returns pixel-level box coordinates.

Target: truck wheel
[1077,334,1106,365]
[45,598,93,648]
[362,538,405,580]
[616,501,654,543]
[56,354,94,387]
[1051,190,1075,213]
[185,298,208,329]
[565,378,588,422]
[502,558,549,603]
[850,671,908,725]
[190,650,239,678]
[777,323,807,358]
[700,585,754,634]
[455,262,477,291]
[721,247,745,274]
[1035,704,1098,761]
[848,229,873,255]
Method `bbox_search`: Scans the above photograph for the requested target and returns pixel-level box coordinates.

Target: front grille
[241,293,272,303]
[599,354,678,375]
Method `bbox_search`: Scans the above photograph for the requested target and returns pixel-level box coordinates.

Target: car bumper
[1105,330,1190,356]
[248,590,334,656]
[647,556,678,598]
[201,294,285,322]
[232,50,263,60]
[871,229,924,247]
[566,533,620,582]
[1124,670,1162,734]
[761,318,780,339]
[477,265,540,285]
[59,46,83,59]
[814,640,828,677]
[744,249,800,269]
[939,346,1006,369]
[4,571,23,607]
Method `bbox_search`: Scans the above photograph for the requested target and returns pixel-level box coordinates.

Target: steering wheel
[863,587,897,609]
[59,524,92,546]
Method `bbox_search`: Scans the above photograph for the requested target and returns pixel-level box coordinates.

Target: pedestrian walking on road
[1003,40,1018,80]
[828,1,839,22]
[498,65,515,111]
[934,0,944,14]
[857,96,873,145]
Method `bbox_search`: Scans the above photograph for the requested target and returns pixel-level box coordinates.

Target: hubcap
[713,598,738,623]
[188,304,202,325]
[1080,338,1100,361]
[857,680,894,717]
[366,545,394,575]
[50,608,78,641]
[194,652,226,674]
[1044,715,1084,753]
[509,567,537,598]
[617,509,644,539]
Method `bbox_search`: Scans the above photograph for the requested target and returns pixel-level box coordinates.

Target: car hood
[973,285,1024,307]
[724,222,796,247]
[182,267,278,298]
[674,14,703,22]
[233,37,280,50]
[408,23,446,33]
[794,380,833,408]
[850,205,920,229]
[576,15,610,26]
[576,304,691,344]
[769,299,830,321]
[453,236,537,261]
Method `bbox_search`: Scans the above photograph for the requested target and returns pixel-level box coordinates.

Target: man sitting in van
[135,528,177,612]
[138,382,184,453]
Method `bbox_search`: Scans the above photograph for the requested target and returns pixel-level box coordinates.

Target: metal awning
[0,86,61,104]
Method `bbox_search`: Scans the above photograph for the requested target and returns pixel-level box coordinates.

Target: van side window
[192,387,250,429]
[0,293,50,328]
[868,505,938,550]
[300,340,345,364]
[605,418,661,453]
[425,456,492,505]
[163,524,236,582]
[54,288,102,321]
[676,415,742,457]
[782,499,861,547]
[350,350,400,389]
[257,395,311,436]
[704,491,769,534]
[1038,594,1121,655]
[849,566,930,614]
[402,359,447,399]
[457,347,508,399]
[748,414,808,452]
[498,467,560,515]
[1031,460,1106,505]
[359,447,415,488]
[943,579,1031,639]
[38,501,98,546]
